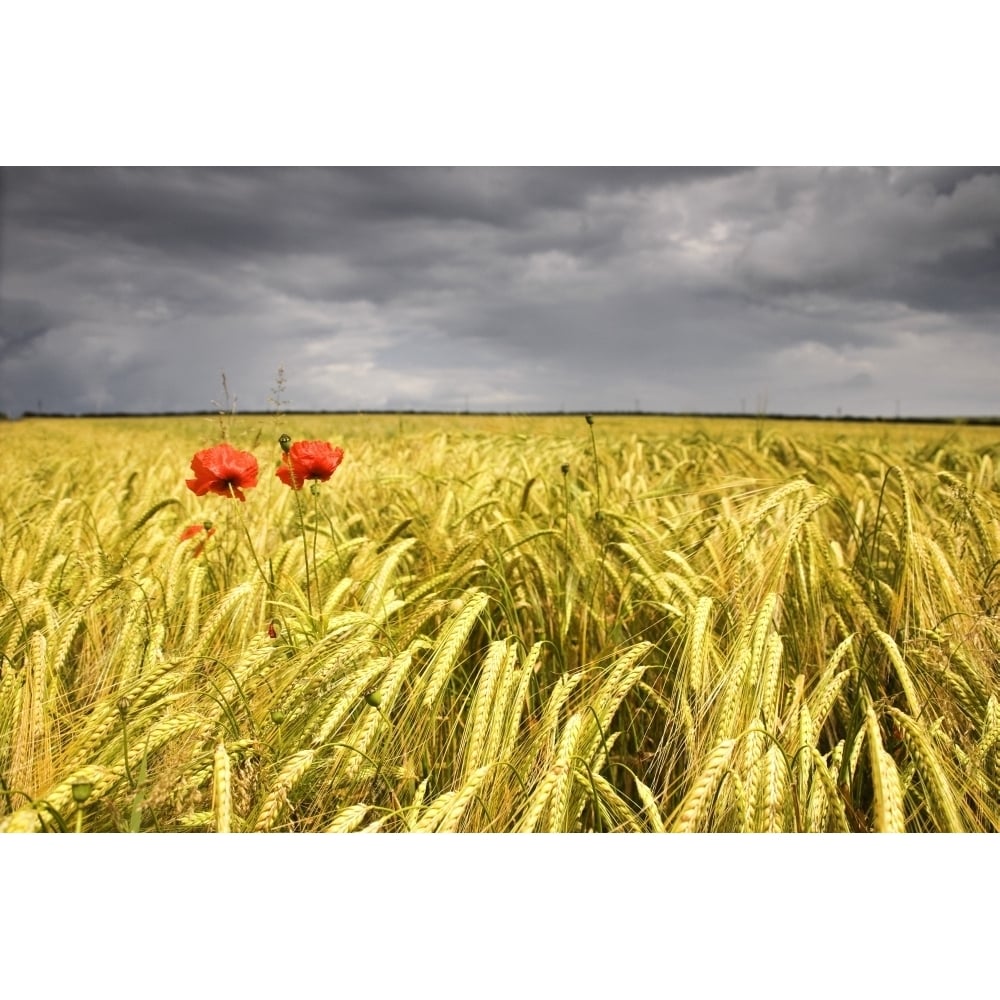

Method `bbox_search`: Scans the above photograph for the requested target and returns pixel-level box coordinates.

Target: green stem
[292,486,314,617]
[585,415,609,644]
[312,488,321,618]
[587,419,602,517]
[120,710,134,788]
[228,486,273,596]
[563,470,570,558]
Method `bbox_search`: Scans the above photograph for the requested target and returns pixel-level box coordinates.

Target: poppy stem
[586,415,601,518]
[291,483,314,617]
[228,485,272,594]
[584,415,609,651]
[312,487,321,610]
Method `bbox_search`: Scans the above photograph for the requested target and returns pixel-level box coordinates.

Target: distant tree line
[7,409,1000,426]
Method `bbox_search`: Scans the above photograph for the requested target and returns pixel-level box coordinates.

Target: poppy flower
[186,443,259,501]
[276,440,344,490]
[179,522,216,556]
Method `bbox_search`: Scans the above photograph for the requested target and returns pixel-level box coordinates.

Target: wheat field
[2,412,999,832]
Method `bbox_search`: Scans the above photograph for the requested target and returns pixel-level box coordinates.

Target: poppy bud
[364,690,382,708]
[268,620,278,639]
[72,780,94,804]
[585,413,594,425]
[270,709,286,724]
[279,434,292,453]
[561,463,570,475]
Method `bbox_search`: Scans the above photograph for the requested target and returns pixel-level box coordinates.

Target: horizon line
[6,408,1000,427]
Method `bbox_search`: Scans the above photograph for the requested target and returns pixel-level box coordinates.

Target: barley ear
[213,741,233,833]
[866,706,906,833]
[671,739,736,833]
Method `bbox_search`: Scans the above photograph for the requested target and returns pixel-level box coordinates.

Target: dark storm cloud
[6,167,327,258]
[0,324,47,365]
[891,166,1000,198]
[903,237,1000,313]
[5,167,748,259]
[731,167,1000,315]
[1,166,999,418]
[0,298,54,362]
[308,166,749,228]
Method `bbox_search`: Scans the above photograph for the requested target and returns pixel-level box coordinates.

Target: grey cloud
[729,167,1000,315]
[812,371,875,393]
[331,166,749,226]
[2,167,999,418]
[0,298,56,362]
[0,323,47,364]
[5,167,743,263]
[891,166,1000,197]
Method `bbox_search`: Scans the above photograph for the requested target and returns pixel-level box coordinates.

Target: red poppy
[276,440,344,490]
[179,522,216,556]
[186,443,259,501]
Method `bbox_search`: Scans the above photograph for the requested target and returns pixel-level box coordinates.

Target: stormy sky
[1,165,998,418]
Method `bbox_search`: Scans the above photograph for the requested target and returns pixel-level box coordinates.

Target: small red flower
[276,440,344,490]
[179,522,216,557]
[186,443,259,501]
